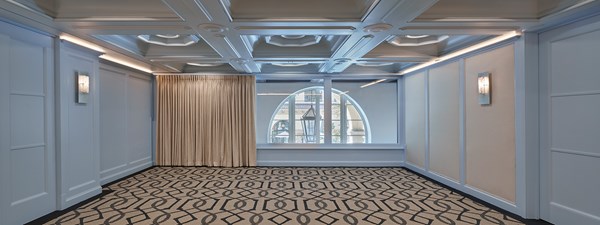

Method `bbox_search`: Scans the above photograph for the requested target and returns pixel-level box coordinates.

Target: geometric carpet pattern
[45,167,524,225]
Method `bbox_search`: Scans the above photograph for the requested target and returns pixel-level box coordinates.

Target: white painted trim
[424,70,430,172]
[514,32,541,219]
[458,59,466,185]
[61,186,101,209]
[100,162,153,185]
[323,78,332,144]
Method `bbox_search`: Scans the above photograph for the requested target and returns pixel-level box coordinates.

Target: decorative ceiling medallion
[198,23,227,33]
[230,58,249,64]
[362,23,393,33]
[280,35,306,39]
[334,58,351,64]
[271,62,310,67]
[187,62,225,67]
[137,34,199,46]
[356,62,394,67]
[387,35,449,47]
[265,35,322,47]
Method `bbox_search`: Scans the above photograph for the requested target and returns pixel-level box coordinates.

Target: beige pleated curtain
[156,75,256,167]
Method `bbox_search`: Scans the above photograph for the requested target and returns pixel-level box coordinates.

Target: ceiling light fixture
[400,30,522,75]
[99,54,153,74]
[59,34,105,53]
[360,79,387,88]
[363,23,393,33]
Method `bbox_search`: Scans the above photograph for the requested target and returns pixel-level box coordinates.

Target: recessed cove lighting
[138,34,199,46]
[405,35,430,39]
[59,34,105,53]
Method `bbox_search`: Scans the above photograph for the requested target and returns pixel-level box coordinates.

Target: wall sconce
[478,72,491,105]
[77,73,89,104]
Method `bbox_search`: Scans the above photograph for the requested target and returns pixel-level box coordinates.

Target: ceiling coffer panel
[414,0,588,20]
[21,0,183,20]
[228,0,379,21]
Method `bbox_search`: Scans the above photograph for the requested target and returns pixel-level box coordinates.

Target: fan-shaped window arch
[268,86,371,144]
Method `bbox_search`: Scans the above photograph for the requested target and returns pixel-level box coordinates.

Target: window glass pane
[256,80,324,144]
[332,79,398,144]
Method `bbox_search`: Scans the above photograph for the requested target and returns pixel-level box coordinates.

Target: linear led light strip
[400,30,522,75]
[59,33,153,74]
[99,55,153,74]
[360,79,387,88]
[59,34,105,53]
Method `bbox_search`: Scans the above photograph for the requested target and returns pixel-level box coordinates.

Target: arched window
[268,86,370,144]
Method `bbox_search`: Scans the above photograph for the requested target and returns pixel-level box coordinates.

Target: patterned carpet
[44,167,523,225]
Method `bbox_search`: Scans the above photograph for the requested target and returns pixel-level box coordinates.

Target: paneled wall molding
[539,14,600,224]
[98,63,153,185]
[403,40,527,217]
[55,41,102,210]
[0,20,56,225]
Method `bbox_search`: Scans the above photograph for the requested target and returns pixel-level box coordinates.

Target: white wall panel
[10,95,45,147]
[540,15,600,224]
[428,62,460,181]
[404,72,426,168]
[56,43,101,210]
[127,75,152,164]
[0,21,56,225]
[551,95,600,155]
[99,64,153,185]
[99,68,128,176]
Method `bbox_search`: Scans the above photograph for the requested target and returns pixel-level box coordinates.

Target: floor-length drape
[156,75,256,167]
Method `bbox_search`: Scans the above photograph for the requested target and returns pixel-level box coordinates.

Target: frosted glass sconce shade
[478,72,491,105]
[77,73,89,104]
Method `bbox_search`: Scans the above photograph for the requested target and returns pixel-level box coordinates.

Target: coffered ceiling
[1,0,598,75]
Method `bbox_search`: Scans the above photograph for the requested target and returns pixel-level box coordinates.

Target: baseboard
[100,161,153,185]
[257,160,403,167]
[60,185,101,210]
[550,202,600,225]
[403,163,520,216]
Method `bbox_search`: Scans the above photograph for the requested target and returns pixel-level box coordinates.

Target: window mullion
[340,95,347,144]
[324,78,332,144]
[289,96,295,143]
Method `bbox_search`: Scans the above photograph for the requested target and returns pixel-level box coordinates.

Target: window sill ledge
[256,144,405,150]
